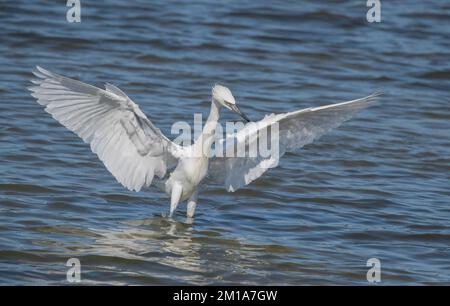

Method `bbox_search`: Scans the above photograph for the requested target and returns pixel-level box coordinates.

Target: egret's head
[212,84,250,122]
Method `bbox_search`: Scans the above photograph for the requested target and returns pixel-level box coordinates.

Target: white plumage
[29,66,380,217]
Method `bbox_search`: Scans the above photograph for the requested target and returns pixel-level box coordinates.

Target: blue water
[0,0,449,285]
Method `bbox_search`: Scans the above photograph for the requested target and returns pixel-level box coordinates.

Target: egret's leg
[169,182,183,217]
[187,190,198,218]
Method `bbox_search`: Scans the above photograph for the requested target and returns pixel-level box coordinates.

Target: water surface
[0,0,449,285]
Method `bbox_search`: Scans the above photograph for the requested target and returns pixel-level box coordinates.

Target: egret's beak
[229,104,251,122]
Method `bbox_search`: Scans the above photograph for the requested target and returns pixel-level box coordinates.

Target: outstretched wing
[208,93,381,192]
[29,66,181,192]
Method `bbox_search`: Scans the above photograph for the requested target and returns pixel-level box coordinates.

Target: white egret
[29,66,380,218]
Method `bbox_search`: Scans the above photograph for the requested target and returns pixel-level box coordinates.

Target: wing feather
[29,66,179,192]
[209,93,381,192]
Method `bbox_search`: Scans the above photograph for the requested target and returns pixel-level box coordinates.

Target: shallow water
[0,0,449,285]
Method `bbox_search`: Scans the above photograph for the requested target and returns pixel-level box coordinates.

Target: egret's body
[29,67,380,218]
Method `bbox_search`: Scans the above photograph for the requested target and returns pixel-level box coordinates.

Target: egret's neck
[206,99,220,128]
[193,100,220,157]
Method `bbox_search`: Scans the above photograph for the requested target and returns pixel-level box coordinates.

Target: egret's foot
[186,190,198,218]
[169,182,183,217]
[185,216,194,225]
[187,201,196,218]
